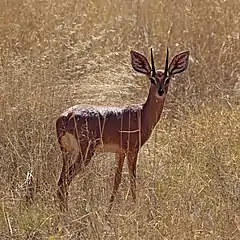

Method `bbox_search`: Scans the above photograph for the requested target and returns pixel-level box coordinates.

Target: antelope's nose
[158,87,164,96]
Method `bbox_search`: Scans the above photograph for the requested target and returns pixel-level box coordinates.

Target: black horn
[164,47,169,79]
[151,48,156,76]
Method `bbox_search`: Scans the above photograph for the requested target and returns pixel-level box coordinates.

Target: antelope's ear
[168,51,190,75]
[130,50,151,75]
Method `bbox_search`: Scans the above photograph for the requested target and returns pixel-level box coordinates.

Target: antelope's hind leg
[57,133,80,211]
[57,150,75,211]
[67,142,96,186]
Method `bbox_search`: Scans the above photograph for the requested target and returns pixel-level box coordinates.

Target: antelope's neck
[141,93,166,139]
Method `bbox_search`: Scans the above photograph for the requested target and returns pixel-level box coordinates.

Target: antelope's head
[131,48,190,100]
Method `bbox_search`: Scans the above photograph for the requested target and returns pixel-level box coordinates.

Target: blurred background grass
[0,0,239,239]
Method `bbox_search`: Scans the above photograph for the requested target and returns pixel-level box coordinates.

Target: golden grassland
[0,0,240,239]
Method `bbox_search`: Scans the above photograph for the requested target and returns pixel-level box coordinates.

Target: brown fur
[56,49,189,211]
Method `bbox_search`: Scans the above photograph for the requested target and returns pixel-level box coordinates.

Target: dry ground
[0,0,240,239]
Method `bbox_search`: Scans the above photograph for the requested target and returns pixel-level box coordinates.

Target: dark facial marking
[165,77,170,85]
[150,77,156,85]
[158,87,164,96]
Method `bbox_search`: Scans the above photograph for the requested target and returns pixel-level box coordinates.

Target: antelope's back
[56,105,143,149]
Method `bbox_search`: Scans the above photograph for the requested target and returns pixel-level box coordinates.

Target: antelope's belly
[96,143,121,153]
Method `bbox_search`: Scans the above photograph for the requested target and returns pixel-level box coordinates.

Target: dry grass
[0,0,240,239]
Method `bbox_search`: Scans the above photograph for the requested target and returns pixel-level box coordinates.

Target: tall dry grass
[0,0,239,239]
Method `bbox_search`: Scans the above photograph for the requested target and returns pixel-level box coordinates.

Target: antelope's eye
[150,77,156,85]
[165,77,170,85]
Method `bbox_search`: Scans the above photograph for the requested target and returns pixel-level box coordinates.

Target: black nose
[158,88,164,96]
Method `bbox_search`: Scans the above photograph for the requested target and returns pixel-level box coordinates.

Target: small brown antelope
[56,47,190,211]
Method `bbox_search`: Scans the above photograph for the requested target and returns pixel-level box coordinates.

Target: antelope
[56,47,190,211]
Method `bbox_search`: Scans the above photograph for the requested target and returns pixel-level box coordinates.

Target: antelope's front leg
[109,152,125,211]
[127,151,138,202]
